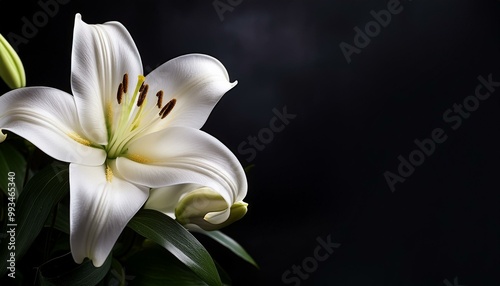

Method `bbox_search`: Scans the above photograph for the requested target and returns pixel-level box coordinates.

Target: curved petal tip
[174,187,248,231]
[0,130,6,143]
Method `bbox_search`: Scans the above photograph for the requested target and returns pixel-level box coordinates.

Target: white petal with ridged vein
[71,14,143,145]
[146,184,231,225]
[138,54,236,136]
[115,127,247,215]
[145,183,204,218]
[69,163,149,267]
[0,87,106,165]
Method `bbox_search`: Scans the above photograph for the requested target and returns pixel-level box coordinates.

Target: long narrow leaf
[125,245,232,286]
[45,202,70,235]
[198,230,258,268]
[0,164,69,277]
[39,252,111,286]
[128,209,222,286]
[0,142,26,197]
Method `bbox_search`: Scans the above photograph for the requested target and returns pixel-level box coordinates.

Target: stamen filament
[107,75,146,157]
[126,75,146,114]
[107,75,179,158]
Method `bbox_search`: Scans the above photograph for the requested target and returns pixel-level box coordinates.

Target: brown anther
[139,82,145,92]
[156,90,164,108]
[159,98,176,119]
[137,84,149,107]
[122,73,129,94]
[116,83,124,104]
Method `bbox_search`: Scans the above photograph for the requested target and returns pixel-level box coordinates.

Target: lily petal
[0,87,106,165]
[146,184,248,230]
[141,54,237,133]
[145,183,204,218]
[115,127,247,218]
[71,14,143,145]
[69,163,149,267]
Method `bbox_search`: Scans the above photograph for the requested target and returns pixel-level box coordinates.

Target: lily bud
[0,34,26,89]
[175,187,248,231]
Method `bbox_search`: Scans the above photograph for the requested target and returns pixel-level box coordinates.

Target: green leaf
[127,209,222,286]
[38,252,111,286]
[105,259,127,286]
[0,163,69,277]
[0,142,26,197]
[198,230,259,268]
[45,202,70,235]
[125,245,231,286]
[213,260,232,286]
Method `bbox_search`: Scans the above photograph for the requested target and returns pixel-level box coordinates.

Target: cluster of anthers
[106,73,177,158]
[116,73,176,118]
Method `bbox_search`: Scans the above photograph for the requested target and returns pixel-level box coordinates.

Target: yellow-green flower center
[106,73,176,158]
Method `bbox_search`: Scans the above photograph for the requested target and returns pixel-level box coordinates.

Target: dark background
[1,0,500,285]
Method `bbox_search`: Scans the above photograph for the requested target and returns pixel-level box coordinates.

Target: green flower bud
[175,187,248,231]
[0,34,26,89]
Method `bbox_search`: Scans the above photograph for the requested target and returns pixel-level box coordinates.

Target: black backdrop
[1,0,500,285]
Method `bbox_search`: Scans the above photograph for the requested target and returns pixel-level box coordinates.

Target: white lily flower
[0,14,247,267]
